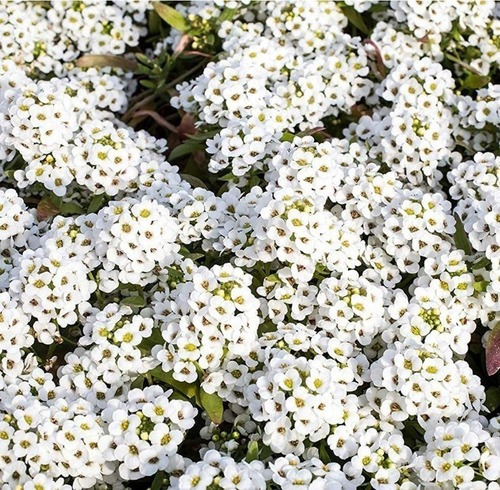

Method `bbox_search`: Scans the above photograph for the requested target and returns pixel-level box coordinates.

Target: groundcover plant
[0,0,499,488]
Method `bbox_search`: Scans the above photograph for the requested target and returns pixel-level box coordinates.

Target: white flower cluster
[59,303,156,408]
[373,0,498,75]
[0,371,196,488]
[153,263,260,388]
[94,197,180,290]
[0,1,498,489]
[173,1,373,177]
[0,66,155,196]
[414,419,500,487]
[169,449,267,490]
[352,58,459,187]
[100,386,196,481]
[0,0,149,75]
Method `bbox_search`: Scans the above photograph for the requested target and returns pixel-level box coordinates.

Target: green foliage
[453,214,473,255]
[87,194,109,214]
[463,74,491,90]
[150,367,198,399]
[199,388,224,425]
[245,440,259,462]
[169,140,203,160]
[180,174,209,189]
[151,471,166,490]
[485,387,500,412]
[340,5,370,35]
[153,2,189,32]
[120,296,146,308]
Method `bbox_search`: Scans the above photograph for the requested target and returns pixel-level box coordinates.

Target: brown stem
[122,93,157,123]
[132,110,178,133]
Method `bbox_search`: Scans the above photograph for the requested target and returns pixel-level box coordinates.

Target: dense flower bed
[0,1,499,489]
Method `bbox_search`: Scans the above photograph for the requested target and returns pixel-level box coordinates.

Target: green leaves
[169,140,203,160]
[148,367,224,424]
[151,367,198,399]
[186,129,220,141]
[37,194,85,220]
[153,2,189,32]
[220,8,237,23]
[340,5,370,35]
[453,214,473,256]
[485,387,500,412]
[444,53,491,91]
[120,296,146,308]
[59,201,84,215]
[280,132,296,143]
[151,470,165,490]
[87,194,108,214]
[199,388,224,425]
[75,54,138,71]
[181,173,208,189]
[463,74,490,90]
[139,328,164,355]
[245,440,259,462]
[473,280,489,293]
[470,256,491,270]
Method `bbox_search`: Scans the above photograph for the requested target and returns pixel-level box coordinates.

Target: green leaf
[453,214,473,255]
[179,248,204,261]
[219,172,236,182]
[166,266,184,282]
[186,129,220,141]
[169,141,203,160]
[485,387,500,412]
[245,440,259,462]
[473,280,489,292]
[266,274,281,283]
[60,201,85,215]
[131,376,145,390]
[470,256,491,270]
[150,367,198,398]
[153,2,189,32]
[280,131,295,142]
[450,21,462,42]
[139,328,164,354]
[220,8,237,22]
[151,470,165,490]
[258,321,277,335]
[140,80,158,89]
[135,53,153,66]
[120,296,146,308]
[75,55,137,71]
[319,440,330,462]
[200,388,223,424]
[340,5,370,35]
[369,3,388,13]
[260,444,273,460]
[463,74,490,90]
[181,173,208,189]
[248,174,260,188]
[148,9,162,35]
[87,194,108,214]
